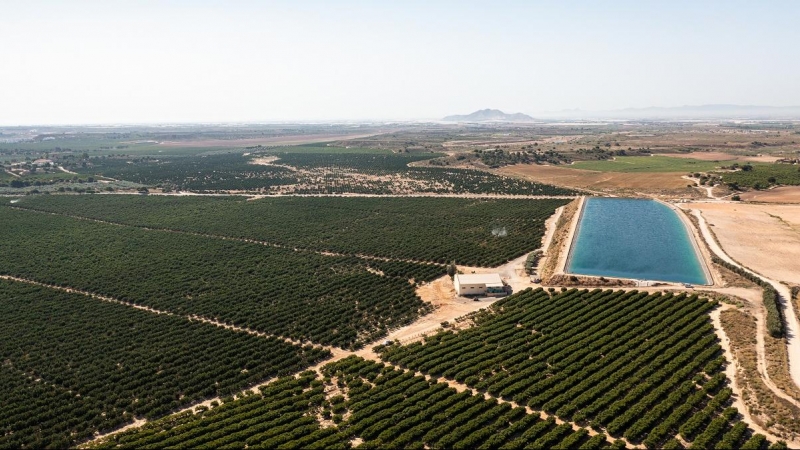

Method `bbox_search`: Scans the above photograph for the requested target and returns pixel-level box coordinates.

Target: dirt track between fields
[21,196,794,448]
[709,306,793,445]
[686,209,800,392]
[687,202,800,285]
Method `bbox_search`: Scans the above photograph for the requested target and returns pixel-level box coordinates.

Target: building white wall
[454,273,505,296]
[456,282,486,296]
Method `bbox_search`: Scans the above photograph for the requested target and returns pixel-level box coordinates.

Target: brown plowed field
[499,164,690,191]
[656,151,783,163]
[688,202,800,285]
[740,186,800,204]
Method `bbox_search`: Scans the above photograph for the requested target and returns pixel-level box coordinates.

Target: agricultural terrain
[11,195,569,266]
[571,156,722,173]
[87,288,780,450]
[0,279,330,448]
[379,288,760,449]
[0,194,578,447]
[2,123,799,449]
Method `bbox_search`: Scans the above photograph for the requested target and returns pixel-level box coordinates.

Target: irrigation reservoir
[567,197,709,285]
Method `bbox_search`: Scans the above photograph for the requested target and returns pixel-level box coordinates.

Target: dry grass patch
[764,333,800,403]
[546,273,635,287]
[657,152,739,161]
[715,263,761,289]
[721,308,800,441]
[658,152,784,163]
[690,202,800,285]
[540,198,579,282]
[499,164,694,193]
[740,186,800,204]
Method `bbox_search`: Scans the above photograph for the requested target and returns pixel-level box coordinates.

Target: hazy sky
[2,0,799,124]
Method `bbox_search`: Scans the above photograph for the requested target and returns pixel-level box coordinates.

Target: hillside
[443,109,534,122]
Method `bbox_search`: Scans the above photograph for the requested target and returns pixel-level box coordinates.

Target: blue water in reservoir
[567,198,708,285]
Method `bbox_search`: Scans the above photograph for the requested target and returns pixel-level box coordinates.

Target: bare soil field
[499,163,692,192]
[157,132,382,148]
[656,151,784,163]
[656,151,738,161]
[740,186,800,203]
[688,202,800,285]
[721,307,800,444]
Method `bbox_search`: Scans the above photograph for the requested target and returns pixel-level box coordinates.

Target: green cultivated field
[572,156,721,173]
[72,153,299,191]
[266,143,393,154]
[0,279,329,448]
[721,163,800,188]
[0,207,439,349]
[3,133,578,195]
[16,195,569,266]
[378,288,767,449]
[572,155,800,189]
[63,151,576,195]
[92,357,605,450]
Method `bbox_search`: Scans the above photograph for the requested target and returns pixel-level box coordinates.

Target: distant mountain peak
[443,109,534,122]
[536,104,800,120]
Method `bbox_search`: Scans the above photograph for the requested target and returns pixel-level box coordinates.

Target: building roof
[454,273,503,285]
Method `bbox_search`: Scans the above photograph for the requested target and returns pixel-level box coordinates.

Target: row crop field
[0,279,330,449]
[69,151,578,195]
[73,153,299,191]
[0,206,439,349]
[93,357,608,450]
[378,288,769,449]
[14,196,570,267]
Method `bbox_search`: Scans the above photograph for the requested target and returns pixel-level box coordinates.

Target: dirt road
[708,306,795,445]
[690,209,800,391]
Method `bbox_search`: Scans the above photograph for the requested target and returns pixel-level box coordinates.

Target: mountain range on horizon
[443,105,800,122]
[538,104,800,120]
[442,109,534,123]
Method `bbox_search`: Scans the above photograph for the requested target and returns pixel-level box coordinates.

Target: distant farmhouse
[454,273,506,296]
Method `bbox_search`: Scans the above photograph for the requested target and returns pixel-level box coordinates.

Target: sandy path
[688,202,800,285]
[555,196,585,277]
[689,209,800,391]
[541,204,565,254]
[79,205,575,444]
[657,200,715,286]
[0,274,330,352]
[411,370,636,448]
[58,165,77,175]
[682,175,716,199]
[10,205,444,268]
[708,306,795,446]
[17,201,762,447]
[0,275,174,317]
[3,272,348,446]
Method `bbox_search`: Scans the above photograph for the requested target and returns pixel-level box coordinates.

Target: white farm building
[454,273,506,296]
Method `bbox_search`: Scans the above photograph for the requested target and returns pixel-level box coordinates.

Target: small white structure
[454,273,506,296]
